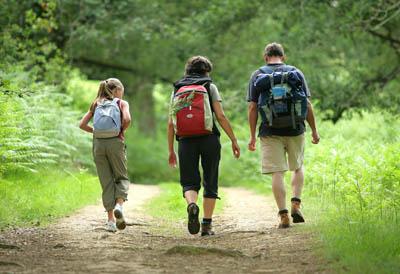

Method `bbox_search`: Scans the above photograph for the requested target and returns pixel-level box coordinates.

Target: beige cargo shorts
[260,134,305,174]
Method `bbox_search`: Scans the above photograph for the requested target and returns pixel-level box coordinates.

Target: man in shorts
[247,42,320,228]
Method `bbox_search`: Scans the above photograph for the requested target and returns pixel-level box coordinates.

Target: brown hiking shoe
[291,198,305,223]
[278,209,290,229]
[201,223,215,236]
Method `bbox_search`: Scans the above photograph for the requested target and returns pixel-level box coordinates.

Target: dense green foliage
[0,1,98,227]
[306,112,399,218]
[304,112,400,273]
[2,0,399,177]
[0,170,100,228]
[0,88,93,174]
[0,1,93,174]
[50,0,400,184]
[55,0,399,123]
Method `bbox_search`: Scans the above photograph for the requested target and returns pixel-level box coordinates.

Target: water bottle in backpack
[255,65,308,129]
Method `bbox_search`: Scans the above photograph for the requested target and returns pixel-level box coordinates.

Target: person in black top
[168,56,240,236]
[247,43,320,228]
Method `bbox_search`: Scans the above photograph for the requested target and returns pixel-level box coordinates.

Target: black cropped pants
[178,134,221,199]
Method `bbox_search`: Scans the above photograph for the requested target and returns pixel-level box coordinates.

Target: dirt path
[0,185,329,273]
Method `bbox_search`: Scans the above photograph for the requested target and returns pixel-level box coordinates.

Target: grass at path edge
[243,181,400,274]
[0,169,101,228]
[144,182,224,221]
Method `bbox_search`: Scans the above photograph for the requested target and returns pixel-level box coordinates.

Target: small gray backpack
[93,98,121,138]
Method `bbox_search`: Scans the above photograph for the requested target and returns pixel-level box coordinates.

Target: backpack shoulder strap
[116,98,122,110]
[283,64,296,70]
[260,64,291,74]
[259,66,273,74]
[204,82,221,136]
[267,74,274,89]
[204,82,215,113]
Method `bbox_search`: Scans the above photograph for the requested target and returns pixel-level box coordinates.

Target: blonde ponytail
[90,78,124,113]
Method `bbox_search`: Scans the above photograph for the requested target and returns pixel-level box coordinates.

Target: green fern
[0,88,93,176]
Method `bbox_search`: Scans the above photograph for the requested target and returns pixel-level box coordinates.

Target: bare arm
[79,111,94,133]
[306,99,320,144]
[248,102,258,151]
[120,100,131,131]
[212,101,240,158]
[168,118,175,154]
[213,101,237,142]
[167,117,177,167]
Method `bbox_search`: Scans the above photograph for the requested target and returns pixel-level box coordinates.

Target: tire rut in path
[0,185,330,273]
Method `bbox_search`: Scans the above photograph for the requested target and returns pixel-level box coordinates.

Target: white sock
[115,203,123,212]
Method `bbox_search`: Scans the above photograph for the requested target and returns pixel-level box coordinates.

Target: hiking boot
[201,223,215,236]
[187,203,200,235]
[106,221,117,232]
[114,205,126,230]
[278,209,290,229]
[291,197,305,223]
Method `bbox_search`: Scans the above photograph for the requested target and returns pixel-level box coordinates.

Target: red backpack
[170,84,214,137]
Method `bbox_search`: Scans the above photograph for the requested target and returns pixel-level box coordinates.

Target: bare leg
[291,167,304,198]
[184,190,198,205]
[203,198,216,219]
[272,171,286,210]
[291,167,305,223]
[107,210,115,222]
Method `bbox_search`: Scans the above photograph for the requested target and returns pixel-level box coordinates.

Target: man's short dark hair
[264,42,285,57]
[185,56,213,75]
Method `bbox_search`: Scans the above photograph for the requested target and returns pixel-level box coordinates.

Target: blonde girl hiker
[79,78,131,232]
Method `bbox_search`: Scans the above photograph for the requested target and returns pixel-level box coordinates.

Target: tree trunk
[131,81,156,136]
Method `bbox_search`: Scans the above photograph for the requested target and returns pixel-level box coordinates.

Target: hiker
[247,42,320,228]
[79,78,131,232]
[168,56,240,236]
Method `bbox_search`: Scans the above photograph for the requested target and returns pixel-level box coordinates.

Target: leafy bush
[303,111,400,273]
[305,111,400,219]
[65,71,99,112]
[0,82,93,175]
[0,1,94,175]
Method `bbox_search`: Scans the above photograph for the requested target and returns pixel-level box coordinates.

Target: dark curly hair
[185,56,213,76]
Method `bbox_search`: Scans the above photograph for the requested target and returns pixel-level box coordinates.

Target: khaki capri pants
[93,137,130,211]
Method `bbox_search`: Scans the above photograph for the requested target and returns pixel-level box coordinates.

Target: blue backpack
[93,98,121,138]
[254,65,308,129]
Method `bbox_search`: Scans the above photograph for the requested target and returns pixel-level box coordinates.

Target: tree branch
[366,29,400,47]
[329,64,400,123]
[363,65,400,89]
[71,57,173,84]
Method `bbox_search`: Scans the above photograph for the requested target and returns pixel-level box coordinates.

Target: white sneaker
[106,221,117,232]
[114,205,126,230]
